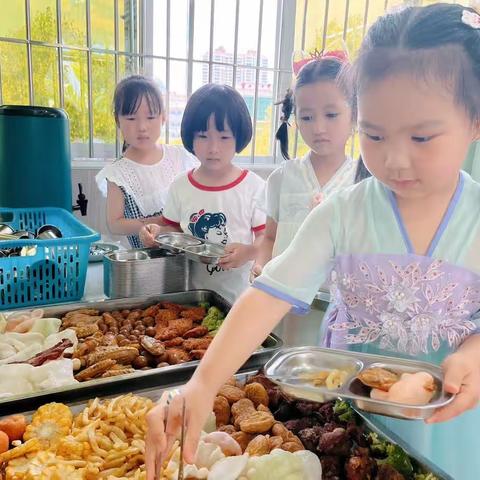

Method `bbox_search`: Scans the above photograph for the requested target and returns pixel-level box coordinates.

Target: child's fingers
[427,384,478,423]
[442,356,467,394]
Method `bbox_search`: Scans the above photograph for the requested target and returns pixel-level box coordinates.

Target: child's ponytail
[275,89,294,160]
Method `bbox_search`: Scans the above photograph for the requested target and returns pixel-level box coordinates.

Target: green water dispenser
[0,105,87,214]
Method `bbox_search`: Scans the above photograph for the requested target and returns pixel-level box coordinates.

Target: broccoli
[377,444,414,478]
[198,301,210,309]
[413,474,439,480]
[201,306,225,332]
[333,400,355,423]
[368,432,388,457]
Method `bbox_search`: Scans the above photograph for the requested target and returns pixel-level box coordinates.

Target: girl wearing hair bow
[254,51,356,275]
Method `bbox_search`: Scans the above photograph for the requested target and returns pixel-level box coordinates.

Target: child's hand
[249,263,263,283]
[219,243,254,270]
[426,351,480,424]
[139,223,162,247]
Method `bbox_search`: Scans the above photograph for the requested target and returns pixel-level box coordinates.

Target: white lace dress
[96,144,198,247]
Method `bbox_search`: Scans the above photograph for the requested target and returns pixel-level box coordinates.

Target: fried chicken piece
[140,336,166,356]
[160,302,185,314]
[156,327,181,341]
[168,318,194,335]
[166,348,190,364]
[218,425,236,434]
[62,313,102,329]
[155,309,178,327]
[180,306,206,321]
[219,385,246,404]
[163,337,184,348]
[245,382,269,407]
[213,396,231,427]
[101,367,136,378]
[183,326,209,338]
[142,305,160,318]
[183,337,213,351]
[64,309,99,318]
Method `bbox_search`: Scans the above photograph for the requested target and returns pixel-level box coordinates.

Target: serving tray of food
[0,371,451,479]
[0,291,282,415]
[264,347,453,420]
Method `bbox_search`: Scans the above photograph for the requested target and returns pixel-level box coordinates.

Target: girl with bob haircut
[140,84,266,303]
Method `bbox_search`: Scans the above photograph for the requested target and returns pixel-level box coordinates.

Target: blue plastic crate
[0,207,100,309]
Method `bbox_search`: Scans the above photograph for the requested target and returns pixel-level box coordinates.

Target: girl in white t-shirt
[140,84,265,302]
[96,75,197,248]
[254,53,356,273]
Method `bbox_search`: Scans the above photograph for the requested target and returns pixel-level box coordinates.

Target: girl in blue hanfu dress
[145,4,480,479]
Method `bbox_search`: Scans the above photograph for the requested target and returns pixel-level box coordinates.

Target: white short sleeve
[266,166,283,221]
[162,179,182,225]
[253,197,337,313]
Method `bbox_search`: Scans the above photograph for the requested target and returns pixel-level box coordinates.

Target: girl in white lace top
[96,75,197,248]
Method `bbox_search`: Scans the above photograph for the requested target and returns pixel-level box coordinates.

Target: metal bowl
[106,250,149,262]
[155,233,203,253]
[183,243,225,265]
[89,242,120,262]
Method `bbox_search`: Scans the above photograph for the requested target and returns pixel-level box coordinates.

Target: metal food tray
[0,290,283,415]
[264,346,454,420]
[155,233,225,265]
[0,370,452,480]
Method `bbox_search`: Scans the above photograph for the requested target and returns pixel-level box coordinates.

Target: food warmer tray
[0,370,453,480]
[0,290,283,415]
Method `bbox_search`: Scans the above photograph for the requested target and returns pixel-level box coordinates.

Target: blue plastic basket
[0,207,100,310]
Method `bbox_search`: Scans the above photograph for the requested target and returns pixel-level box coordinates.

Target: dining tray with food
[0,291,282,415]
[155,232,226,265]
[0,371,451,480]
[264,347,453,420]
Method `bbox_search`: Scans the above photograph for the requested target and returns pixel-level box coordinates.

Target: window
[1,0,476,163]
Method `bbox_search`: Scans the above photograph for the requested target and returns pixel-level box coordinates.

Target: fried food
[213,396,231,427]
[230,431,254,453]
[165,348,190,364]
[245,382,269,407]
[71,323,99,338]
[239,411,275,434]
[140,336,166,356]
[163,337,184,348]
[357,367,399,391]
[168,318,194,335]
[85,346,139,367]
[74,359,117,381]
[301,369,351,390]
[0,415,27,442]
[183,326,209,338]
[189,349,206,360]
[180,306,206,321]
[183,337,213,351]
[101,367,136,378]
[156,327,181,341]
[154,309,178,327]
[218,385,246,404]
[245,434,270,456]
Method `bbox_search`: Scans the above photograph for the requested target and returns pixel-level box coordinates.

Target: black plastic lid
[0,105,67,119]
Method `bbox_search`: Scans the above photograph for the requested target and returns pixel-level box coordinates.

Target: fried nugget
[213,396,231,427]
[183,337,213,351]
[155,309,178,327]
[245,382,269,408]
[156,327,181,341]
[218,385,246,404]
[183,326,209,338]
[180,306,206,321]
[239,411,275,434]
[160,302,185,314]
[245,435,270,456]
[168,318,193,335]
[166,348,190,364]
[189,349,206,360]
[163,337,184,348]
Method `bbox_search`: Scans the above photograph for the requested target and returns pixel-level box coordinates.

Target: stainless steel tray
[155,233,225,265]
[0,291,283,415]
[0,370,452,480]
[264,346,454,420]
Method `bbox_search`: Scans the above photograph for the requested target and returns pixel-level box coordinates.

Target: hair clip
[462,10,480,29]
[292,49,349,76]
